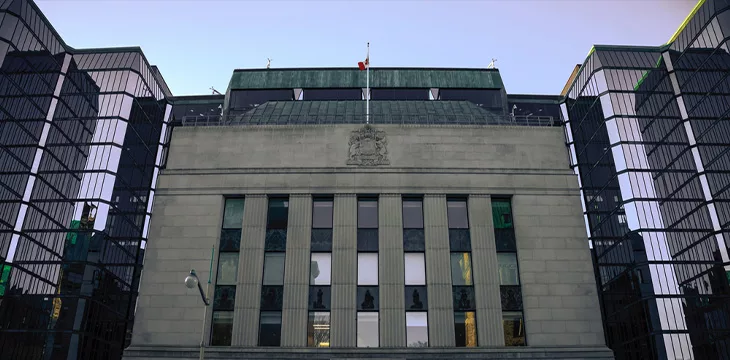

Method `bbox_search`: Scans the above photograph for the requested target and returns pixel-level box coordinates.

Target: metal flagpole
[366,42,370,124]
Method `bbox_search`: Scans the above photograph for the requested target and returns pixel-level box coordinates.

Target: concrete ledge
[124,345,614,359]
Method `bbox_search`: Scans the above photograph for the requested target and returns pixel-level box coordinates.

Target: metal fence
[180,114,556,127]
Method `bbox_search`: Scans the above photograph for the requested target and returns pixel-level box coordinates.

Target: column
[378,194,405,347]
[330,194,357,347]
[232,194,267,346]
[281,194,312,346]
[423,194,455,346]
[468,194,504,346]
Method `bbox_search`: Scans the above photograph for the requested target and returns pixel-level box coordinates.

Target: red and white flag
[358,56,369,71]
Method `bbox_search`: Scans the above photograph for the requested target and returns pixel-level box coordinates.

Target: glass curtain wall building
[562,0,730,358]
[0,0,172,359]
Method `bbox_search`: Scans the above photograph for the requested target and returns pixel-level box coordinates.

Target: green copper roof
[229,100,509,125]
[171,95,225,105]
[228,68,504,91]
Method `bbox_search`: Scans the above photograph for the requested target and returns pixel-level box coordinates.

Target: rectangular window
[404,253,426,285]
[446,199,469,229]
[263,253,285,285]
[310,253,332,285]
[358,198,379,251]
[405,286,427,310]
[492,198,515,252]
[357,286,379,311]
[211,311,233,346]
[454,311,477,347]
[357,312,379,347]
[258,311,282,346]
[406,312,428,347]
[403,197,425,252]
[216,252,239,285]
[357,253,378,285]
[503,312,526,346]
[211,198,243,346]
[450,253,473,285]
[312,197,333,252]
[266,197,289,251]
[307,311,331,347]
[309,286,331,310]
[497,253,520,285]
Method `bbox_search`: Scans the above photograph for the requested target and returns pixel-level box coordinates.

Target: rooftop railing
[180,114,556,127]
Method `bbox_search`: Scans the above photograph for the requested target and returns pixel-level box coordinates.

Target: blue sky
[36,0,696,96]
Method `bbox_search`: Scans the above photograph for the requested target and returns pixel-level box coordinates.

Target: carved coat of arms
[347,125,389,166]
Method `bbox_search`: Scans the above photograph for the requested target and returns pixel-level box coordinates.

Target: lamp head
[184,269,199,289]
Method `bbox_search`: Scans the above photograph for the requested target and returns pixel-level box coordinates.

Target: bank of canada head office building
[0,1,728,360]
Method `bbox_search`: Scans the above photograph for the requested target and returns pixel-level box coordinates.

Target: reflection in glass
[402,199,424,229]
[447,199,469,229]
[358,199,378,228]
[448,229,471,251]
[491,199,513,229]
[222,198,244,228]
[309,286,331,310]
[267,198,289,229]
[216,252,239,285]
[452,286,476,311]
[219,229,242,252]
[454,311,477,347]
[265,229,287,251]
[403,229,425,251]
[405,286,428,310]
[213,285,235,311]
[310,253,332,285]
[357,228,379,252]
[258,311,282,346]
[311,229,333,251]
[406,312,429,347]
[357,253,378,285]
[211,311,233,346]
[307,311,331,347]
[450,253,473,285]
[497,253,520,285]
[312,199,334,228]
[503,312,526,346]
[357,312,379,347]
[357,286,379,311]
[263,253,285,285]
[260,285,284,310]
[404,253,426,285]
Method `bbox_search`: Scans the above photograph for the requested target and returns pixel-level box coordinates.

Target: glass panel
[311,229,333,251]
[405,286,428,310]
[307,311,331,347]
[404,253,426,285]
[265,229,287,251]
[263,253,285,285]
[370,88,429,100]
[494,228,516,252]
[260,285,284,310]
[357,286,379,311]
[357,229,379,251]
[211,311,233,346]
[357,312,379,347]
[450,253,473,285]
[406,312,429,347]
[213,285,236,311]
[310,253,332,285]
[222,198,244,228]
[219,229,241,252]
[500,285,523,311]
[503,312,526,346]
[402,199,424,228]
[403,229,425,252]
[304,88,361,101]
[358,253,378,285]
[448,229,471,251]
[309,286,331,310]
[258,311,282,346]
[216,252,239,285]
[358,199,378,228]
[267,198,289,229]
[312,199,334,228]
[452,286,476,311]
[497,253,520,285]
[491,199,513,229]
[454,311,478,347]
[447,199,469,229]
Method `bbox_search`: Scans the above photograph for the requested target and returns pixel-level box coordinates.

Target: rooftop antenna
[267,58,272,69]
[210,87,222,95]
[487,58,497,69]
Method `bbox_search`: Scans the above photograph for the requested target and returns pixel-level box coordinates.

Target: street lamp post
[185,247,214,360]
